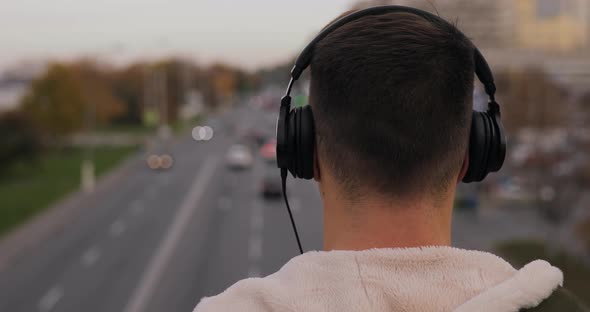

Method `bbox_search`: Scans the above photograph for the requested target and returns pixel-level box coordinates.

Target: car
[454,184,479,212]
[226,144,254,170]
[261,171,282,198]
[246,128,267,147]
[259,139,277,164]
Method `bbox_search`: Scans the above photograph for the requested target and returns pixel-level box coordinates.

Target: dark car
[245,128,267,147]
[261,171,282,199]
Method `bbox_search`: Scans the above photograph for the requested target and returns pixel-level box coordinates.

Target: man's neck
[322,192,454,251]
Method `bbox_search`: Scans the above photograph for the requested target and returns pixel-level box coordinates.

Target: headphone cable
[281,168,304,255]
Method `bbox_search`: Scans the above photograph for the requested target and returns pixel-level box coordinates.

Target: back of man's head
[310,11,475,201]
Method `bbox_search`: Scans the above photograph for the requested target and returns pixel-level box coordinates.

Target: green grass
[96,115,205,136]
[495,239,590,306]
[96,124,156,136]
[0,146,137,237]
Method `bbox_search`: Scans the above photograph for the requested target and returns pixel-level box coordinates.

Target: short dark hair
[310,11,474,200]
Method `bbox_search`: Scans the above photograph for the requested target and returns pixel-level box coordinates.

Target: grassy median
[0,146,137,237]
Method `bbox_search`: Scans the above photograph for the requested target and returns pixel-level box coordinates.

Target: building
[352,0,516,48]
[515,0,590,53]
[352,0,590,53]
[0,62,44,112]
[0,82,27,112]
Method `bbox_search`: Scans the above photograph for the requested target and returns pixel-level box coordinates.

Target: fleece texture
[194,247,563,312]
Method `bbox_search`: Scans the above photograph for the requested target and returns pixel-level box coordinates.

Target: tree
[21,64,85,138]
[0,110,41,173]
[109,63,145,125]
[208,63,238,108]
[159,60,183,124]
[70,61,126,128]
[235,70,261,94]
[143,59,198,124]
[20,62,126,139]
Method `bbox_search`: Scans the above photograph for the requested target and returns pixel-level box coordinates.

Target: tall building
[351,0,590,53]
[515,0,590,53]
[351,0,516,48]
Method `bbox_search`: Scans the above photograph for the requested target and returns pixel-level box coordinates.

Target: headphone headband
[288,5,497,101]
[277,5,507,254]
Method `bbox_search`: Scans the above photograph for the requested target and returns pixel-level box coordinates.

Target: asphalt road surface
[0,104,551,312]
[0,105,321,312]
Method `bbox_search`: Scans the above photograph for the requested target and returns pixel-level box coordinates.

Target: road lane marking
[248,201,265,277]
[38,286,63,312]
[217,197,232,211]
[250,204,264,232]
[123,156,219,312]
[248,266,261,278]
[81,247,101,267]
[109,220,126,237]
[248,235,263,262]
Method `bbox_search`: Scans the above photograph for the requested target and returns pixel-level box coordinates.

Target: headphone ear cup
[298,106,316,180]
[463,111,490,183]
[487,111,506,172]
[286,106,316,179]
[287,107,298,177]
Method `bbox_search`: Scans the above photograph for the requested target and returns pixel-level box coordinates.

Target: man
[195,9,587,312]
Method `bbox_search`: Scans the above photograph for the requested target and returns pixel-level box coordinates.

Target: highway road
[0,104,322,312]
[0,104,552,312]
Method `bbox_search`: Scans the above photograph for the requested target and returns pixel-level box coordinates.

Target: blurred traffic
[0,0,589,311]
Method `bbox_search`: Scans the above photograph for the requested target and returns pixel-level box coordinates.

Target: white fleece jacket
[194,247,563,312]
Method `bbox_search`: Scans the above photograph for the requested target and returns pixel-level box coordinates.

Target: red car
[259,139,277,163]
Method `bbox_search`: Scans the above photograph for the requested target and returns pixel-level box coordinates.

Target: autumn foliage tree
[206,64,238,108]
[20,62,126,139]
[21,64,85,138]
[71,62,126,127]
[19,59,259,137]
[109,64,145,124]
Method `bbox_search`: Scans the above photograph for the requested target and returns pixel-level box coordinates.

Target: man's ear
[313,145,321,181]
[458,151,469,183]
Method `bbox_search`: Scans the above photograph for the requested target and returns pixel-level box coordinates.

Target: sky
[0,0,358,71]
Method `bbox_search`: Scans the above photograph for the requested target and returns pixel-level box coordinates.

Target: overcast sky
[0,0,358,71]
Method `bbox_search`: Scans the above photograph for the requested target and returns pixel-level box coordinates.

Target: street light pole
[81,74,96,194]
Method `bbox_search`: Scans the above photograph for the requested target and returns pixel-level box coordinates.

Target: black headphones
[276,5,507,254]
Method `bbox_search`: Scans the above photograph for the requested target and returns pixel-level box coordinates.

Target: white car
[226,144,254,169]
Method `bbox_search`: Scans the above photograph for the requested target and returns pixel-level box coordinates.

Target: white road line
[248,266,261,278]
[217,197,232,211]
[38,286,63,312]
[250,204,264,232]
[81,246,101,267]
[109,220,126,237]
[123,156,219,312]
[248,235,263,262]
